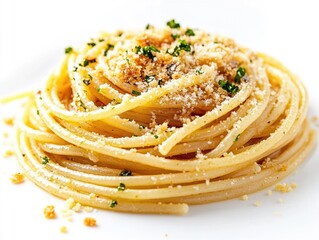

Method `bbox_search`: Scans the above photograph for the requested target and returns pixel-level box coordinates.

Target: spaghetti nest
[15,22,316,215]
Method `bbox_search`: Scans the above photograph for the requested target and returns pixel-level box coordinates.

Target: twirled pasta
[13,22,316,214]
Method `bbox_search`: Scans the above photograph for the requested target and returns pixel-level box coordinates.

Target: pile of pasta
[15,23,316,214]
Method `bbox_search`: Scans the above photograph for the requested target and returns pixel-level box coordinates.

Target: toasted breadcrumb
[253,201,261,207]
[3,117,14,125]
[44,205,56,219]
[60,226,68,233]
[10,172,25,184]
[84,217,97,227]
[240,195,248,201]
[4,150,14,158]
[274,183,296,193]
[267,190,273,196]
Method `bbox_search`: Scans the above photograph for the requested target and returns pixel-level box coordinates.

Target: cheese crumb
[253,201,261,207]
[3,117,14,126]
[44,205,56,219]
[274,183,295,193]
[4,150,14,158]
[240,195,248,201]
[84,217,97,227]
[267,190,273,196]
[60,226,68,233]
[10,172,25,184]
[277,198,284,204]
[83,206,94,213]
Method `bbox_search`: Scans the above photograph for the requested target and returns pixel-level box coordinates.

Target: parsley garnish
[65,47,73,54]
[104,44,114,56]
[79,59,89,67]
[171,33,180,40]
[98,39,105,42]
[185,28,195,36]
[195,67,204,75]
[132,90,141,96]
[234,134,241,142]
[144,75,155,83]
[83,80,91,86]
[167,19,180,28]
[145,24,151,29]
[218,80,239,95]
[119,169,132,176]
[110,200,118,208]
[234,67,246,83]
[36,110,39,115]
[87,42,96,47]
[73,66,78,72]
[167,40,191,56]
[117,183,126,191]
[41,156,49,165]
[135,45,159,61]
[76,93,87,110]
[97,87,101,92]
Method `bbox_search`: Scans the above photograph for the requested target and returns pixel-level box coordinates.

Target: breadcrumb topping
[10,172,25,184]
[84,217,97,227]
[43,205,56,219]
[274,183,297,193]
[60,226,68,233]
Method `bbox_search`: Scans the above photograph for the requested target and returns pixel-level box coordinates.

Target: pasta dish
[11,20,316,214]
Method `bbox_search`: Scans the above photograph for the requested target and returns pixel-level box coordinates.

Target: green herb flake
[145,24,151,29]
[218,80,240,95]
[171,33,180,40]
[117,183,126,191]
[167,19,180,28]
[179,40,191,52]
[98,39,105,42]
[87,42,96,47]
[79,59,89,67]
[36,110,40,115]
[139,125,145,129]
[41,156,49,165]
[145,75,155,83]
[234,134,241,142]
[110,200,118,208]
[234,67,246,83]
[73,66,78,72]
[104,44,115,56]
[196,68,204,75]
[64,47,73,54]
[132,90,141,96]
[185,28,195,36]
[119,169,132,176]
[97,87,101,92]
[83,80,91,86]
[135,45,160,61]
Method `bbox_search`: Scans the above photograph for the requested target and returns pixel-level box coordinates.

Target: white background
[0,0,318,239]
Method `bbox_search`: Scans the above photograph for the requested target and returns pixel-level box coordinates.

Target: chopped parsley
[158,79,163,87]
[73,66,78,72]
[76,93,87,110]
[41,156,49,165]
[234,134,241,142]
[110,200,118,208]
[87,42,96,47]
[135,45,159,61]
[119,169,132,176]
[104,44,114,56]
[98,38,105,42]
[151,132,159,139]
[195,67,204,75]
[97,87,101,92]
[83,80,91,86]
[117,183,126,191]
[139,125,145,129]
[167,40,191,56]
[79,59,89,67]
[145,24,151,29]
[218,80,239,95]
[234,67,246,83]
[167,19,180,28]
[185,28,195,36]
[171,33,180,40]
[64,47,73,54]
[36,110,39,115]
[132,90,141,96]
[144,75,155,83]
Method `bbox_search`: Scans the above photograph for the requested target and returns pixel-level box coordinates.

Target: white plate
[1,0,319,239]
